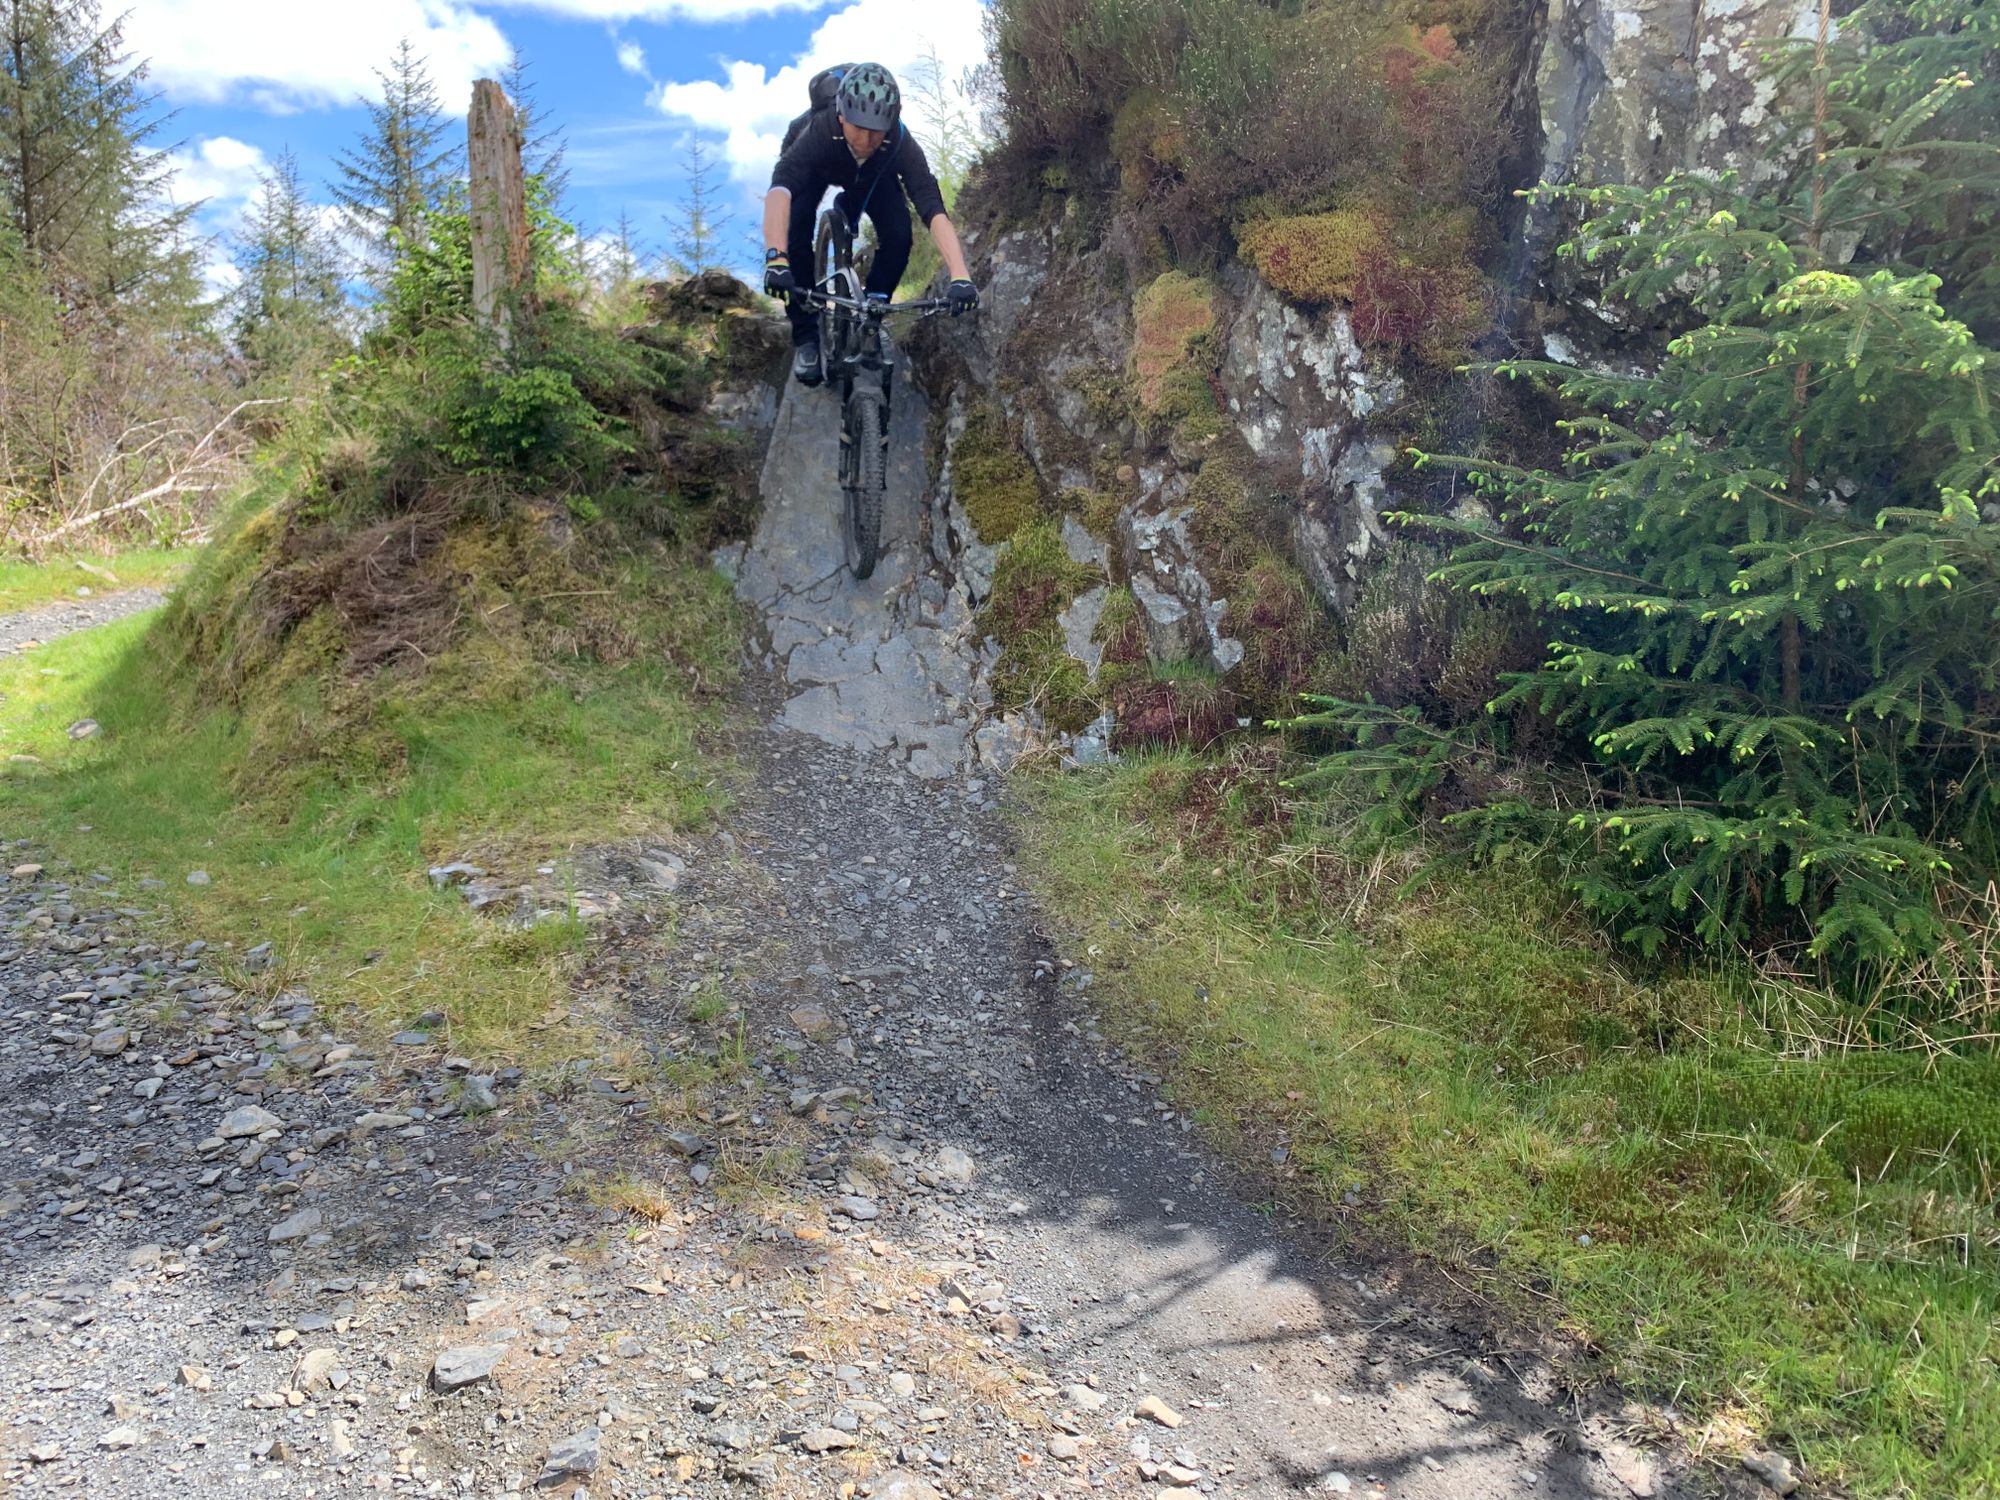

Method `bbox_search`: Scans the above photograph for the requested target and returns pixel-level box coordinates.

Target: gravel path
[0,588,167,658]
[0,394,1696,1499]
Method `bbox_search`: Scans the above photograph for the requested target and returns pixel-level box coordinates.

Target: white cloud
[652,0,989,192]
[128,0,514,112]
[164,135,271,208]
[616,39,650,77]
[490,0,829,19]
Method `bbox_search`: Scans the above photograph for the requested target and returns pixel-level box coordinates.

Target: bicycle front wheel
[814,210,861,362]
[843,389,885,581]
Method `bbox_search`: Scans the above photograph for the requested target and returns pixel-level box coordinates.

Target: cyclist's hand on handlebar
[946,279,979,316]
[763,253,797,300]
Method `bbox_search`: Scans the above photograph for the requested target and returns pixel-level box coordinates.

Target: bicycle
[799,207,951,581]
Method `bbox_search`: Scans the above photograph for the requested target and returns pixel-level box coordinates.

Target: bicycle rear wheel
[843,389,885,581]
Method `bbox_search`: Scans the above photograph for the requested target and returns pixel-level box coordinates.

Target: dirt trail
[0,588,166,659]
[708,376,1651,1497]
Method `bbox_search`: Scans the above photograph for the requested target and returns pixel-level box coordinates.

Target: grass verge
[0,479,740,1056]
[0,545,196,613]
[1022,747,1999,1500]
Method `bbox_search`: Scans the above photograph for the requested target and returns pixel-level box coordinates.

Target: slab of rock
[799,1426,857,1453]
[866,1477,943,1500]
[833,1195,879,1221]
[461,1075,499,1112]
[98,1426,140,1450]
[431,1344,508,1392]
[1135,1394,1183,1428]
[292,1349,339,1393]
[268,1207,322,1243]
[928,1145,976,1188]
[89,1027,130,1055]
[789,1003,839,1040]
[537,1427,600,1486]
[1602,1445,1658,1497]
[219,1105,282,1138]
[1741,1451,1800,1495]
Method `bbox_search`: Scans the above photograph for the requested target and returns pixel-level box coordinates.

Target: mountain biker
[760,62,978,386]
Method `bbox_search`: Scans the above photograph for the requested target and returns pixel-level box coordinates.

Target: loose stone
[431,1344,509,1392]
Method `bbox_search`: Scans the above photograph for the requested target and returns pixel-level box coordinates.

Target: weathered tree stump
[468,79,531,345]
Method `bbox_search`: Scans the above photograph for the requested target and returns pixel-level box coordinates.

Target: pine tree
[1296,0,2000,981]
[663,138,730,275]
[1788,0,2000,337]
[332,38,458,268]
[0,0,198,305]
[503,46,568,206]
[588,208,651,323]
[233,148,348,373]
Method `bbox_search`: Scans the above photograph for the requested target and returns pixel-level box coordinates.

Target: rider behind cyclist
[760,62,977,386]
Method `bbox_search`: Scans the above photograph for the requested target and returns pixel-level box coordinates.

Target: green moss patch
[979,519,1102,733]
[954,402,1047,545]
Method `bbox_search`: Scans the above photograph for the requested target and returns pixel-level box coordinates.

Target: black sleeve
[771,115,829,201]
[894,130,948,227]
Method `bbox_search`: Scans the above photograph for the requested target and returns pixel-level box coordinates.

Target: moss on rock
[953,402,1047,545]
[979,519,1102,733]
[1238,204,1488,367]
[1226,555,1336,719]
[1130,271,1220,444]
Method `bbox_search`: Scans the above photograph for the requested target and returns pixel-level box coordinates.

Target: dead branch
[34,398,289,548]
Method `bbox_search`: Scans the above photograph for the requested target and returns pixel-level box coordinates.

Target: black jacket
[770,106,948,227]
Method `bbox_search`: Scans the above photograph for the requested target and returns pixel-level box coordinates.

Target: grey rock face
[1741,1450,1801,1495]
[738,374,995,777]
[266,1206,321,1243]
[1535,0,1815,193]
[1117,503,1243,673]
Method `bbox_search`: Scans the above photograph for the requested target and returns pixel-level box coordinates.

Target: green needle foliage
[1290,1,2000,990]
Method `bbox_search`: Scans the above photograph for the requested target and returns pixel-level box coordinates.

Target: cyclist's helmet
[836,63,900,132]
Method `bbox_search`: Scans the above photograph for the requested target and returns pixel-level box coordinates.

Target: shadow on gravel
[984,958,1629,1499]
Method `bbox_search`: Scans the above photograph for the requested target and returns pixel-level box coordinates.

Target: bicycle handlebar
[800,289,955,316]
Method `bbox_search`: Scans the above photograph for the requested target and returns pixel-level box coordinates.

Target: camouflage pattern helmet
[836,62,900,132]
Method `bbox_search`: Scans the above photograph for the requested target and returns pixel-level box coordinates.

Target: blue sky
[130,0,990,292]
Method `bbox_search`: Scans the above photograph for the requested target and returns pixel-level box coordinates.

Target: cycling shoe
[792,341,824,387]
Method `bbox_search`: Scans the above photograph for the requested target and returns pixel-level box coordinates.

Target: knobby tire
[844,390,885,581]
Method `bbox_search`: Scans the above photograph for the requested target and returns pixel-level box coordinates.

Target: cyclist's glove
[763,251,797,300]
[946,278,979,316]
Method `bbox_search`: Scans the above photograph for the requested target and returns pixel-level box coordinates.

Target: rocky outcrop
[1214,268,1402,612]
[1534,0,1818,193]
[707,8,1830,759]
[915,225,1404,684]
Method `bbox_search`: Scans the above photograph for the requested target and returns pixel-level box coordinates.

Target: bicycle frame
[802,207,951,578]
[804,219,944,402]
